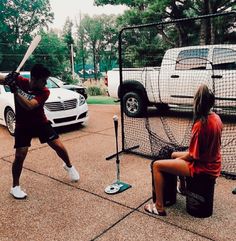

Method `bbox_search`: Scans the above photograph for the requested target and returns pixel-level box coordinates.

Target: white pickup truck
[107,44,236,117]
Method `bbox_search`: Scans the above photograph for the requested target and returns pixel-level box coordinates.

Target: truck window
[176,48,209,70]
[212,48,236,70]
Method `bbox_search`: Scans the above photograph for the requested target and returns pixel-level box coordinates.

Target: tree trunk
[200,19,207,45]
[170,1,187,47]
[93,44,97,80]
[176,24,183,47]
[200,0,209,45]
[157,28,176,47]
[82,53,86,82]
[209,0,215,44]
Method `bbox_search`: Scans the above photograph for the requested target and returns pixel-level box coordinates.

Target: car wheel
[123,92,147,117]
[5,108,16,136]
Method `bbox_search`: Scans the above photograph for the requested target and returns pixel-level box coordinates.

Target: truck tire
[123,92,147,117]
[5,107,15,136]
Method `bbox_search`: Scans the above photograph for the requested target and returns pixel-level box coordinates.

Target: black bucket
[151,161,177,206]
[186,174,216,218]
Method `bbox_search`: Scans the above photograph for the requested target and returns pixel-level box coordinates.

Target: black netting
[119,13,236,179]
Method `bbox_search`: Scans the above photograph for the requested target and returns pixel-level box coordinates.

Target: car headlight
[79,94,86,106]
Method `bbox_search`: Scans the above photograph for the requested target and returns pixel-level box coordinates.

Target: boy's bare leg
[47,138,80,182]
[12,147,28,187]
[47,138,72,167]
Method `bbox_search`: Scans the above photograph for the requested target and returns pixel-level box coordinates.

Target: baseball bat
[16,35,41,73]
[113,115,120,181]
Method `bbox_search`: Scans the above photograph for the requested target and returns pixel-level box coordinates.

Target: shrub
[87,86,104,96]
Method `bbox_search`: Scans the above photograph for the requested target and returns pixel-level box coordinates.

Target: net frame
[118,11,236,179]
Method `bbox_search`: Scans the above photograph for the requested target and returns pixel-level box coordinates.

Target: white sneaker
[10,186,27,199]
[63,164,80,182]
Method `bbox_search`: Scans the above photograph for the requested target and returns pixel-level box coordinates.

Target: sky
[49,0,128,29]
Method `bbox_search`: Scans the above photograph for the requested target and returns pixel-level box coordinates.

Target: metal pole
[113,115,120,181]
[71,44,75,80]
[118,29,125,152]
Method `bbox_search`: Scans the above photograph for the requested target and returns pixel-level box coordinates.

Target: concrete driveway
[0,104,235,241]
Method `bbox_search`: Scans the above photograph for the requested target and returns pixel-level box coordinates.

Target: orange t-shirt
[188,112,223,177]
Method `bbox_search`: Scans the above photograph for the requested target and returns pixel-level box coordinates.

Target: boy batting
[0,64,80,199]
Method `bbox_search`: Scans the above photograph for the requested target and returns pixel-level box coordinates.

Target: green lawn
[87,95,119,105]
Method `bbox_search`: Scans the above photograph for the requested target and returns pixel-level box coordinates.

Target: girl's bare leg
[171,151,188,159]
[171,151,189,192]
[152,158,191,212]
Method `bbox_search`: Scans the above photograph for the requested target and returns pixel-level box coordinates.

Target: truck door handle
[171,75,179,78]
[211,75,222,79]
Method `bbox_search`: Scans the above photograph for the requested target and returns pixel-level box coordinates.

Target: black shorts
[14,122,59,148]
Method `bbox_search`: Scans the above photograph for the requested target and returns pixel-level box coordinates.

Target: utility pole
[71,43,75,80]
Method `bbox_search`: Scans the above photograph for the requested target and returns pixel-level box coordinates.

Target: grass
[87,95,119,105]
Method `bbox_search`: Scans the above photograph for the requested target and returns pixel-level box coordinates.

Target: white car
[0,72,89,135]
[50,76,88,99]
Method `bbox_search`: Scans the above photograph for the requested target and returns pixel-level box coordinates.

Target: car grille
[45,99,78,111]
[53,116,77,124]
[78,111,88,119]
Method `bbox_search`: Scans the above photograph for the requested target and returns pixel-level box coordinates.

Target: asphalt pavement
[0,104,235,241]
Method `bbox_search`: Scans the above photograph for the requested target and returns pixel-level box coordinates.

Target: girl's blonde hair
[193,84,215,122]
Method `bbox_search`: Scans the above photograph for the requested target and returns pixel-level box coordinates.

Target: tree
[0,0,53,70]
[31,31,69,78]
[0,0,53,44]
[76,17,88,81]
[192,0,236,44]
[76,14,119,79]
[62,18,74,78]
[95,0,236,68]
[95,0,236,46]
[96,15,119,72]
[94,0,140,8]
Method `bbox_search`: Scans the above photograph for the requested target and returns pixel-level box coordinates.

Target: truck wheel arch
[118,80,148,117]
[118,80,148,102]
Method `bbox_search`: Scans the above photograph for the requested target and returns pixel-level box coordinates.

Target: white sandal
[177,186,186,195]
[144,203,167,216]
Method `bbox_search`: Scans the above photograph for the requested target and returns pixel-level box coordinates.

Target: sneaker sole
[63,165,80,182]
[10,192,27,200]
[71,179,79,183]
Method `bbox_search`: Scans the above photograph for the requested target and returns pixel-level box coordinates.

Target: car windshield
[3,72,59,92]
[49,77,64,86]
[46,78,60,88]
[50,76,83,86]
[20,74,60,89]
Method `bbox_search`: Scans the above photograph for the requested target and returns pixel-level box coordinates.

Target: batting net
[119,12,236,179]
